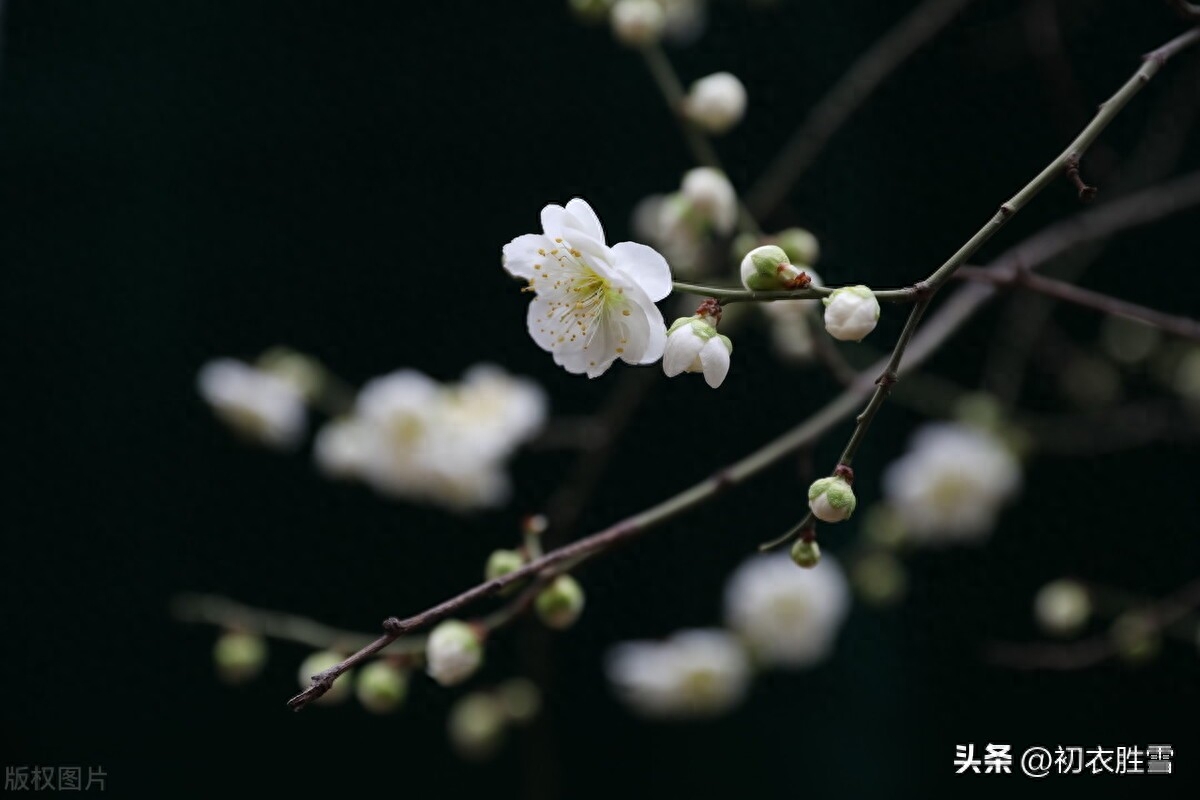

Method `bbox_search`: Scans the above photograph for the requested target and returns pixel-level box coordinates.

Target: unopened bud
[683,72,747,134]
[536,575,587,630]
[822,285,880,342]
[1033,579,1091,637]
[789,537,821,568]
[213,631,267,685]
[356,660,408,714]
[611,0,664,46]
[448,693,507,761]
[808,476,857,523]
[774,228,820,267]
[1110,612,1160,664]
[426,620,485,686]
[486,549,526,581]
[739,245,809,291]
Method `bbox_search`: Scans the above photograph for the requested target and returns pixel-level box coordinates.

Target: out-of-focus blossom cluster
[198,355,548,513]
[605,553,850,718]
[881,422,1021,544]
[315,365,547,511]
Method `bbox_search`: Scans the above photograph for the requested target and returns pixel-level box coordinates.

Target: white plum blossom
[663,311,732,388]
[197,358,307,449]
[684,72,747,134]
[605,629,750,719]
[680,167,737,236]
[314,364,547,512]
[822,285,880,342]
[611,0,665,46]
[881,422,1021,544]
[503,199,671,378]
[724,552,850,668]
[426,620,484,687]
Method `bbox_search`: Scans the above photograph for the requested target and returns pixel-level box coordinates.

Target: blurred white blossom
[763,268,823,363]
[882,423,1021,543]
[611,0,665,46]
[503,198,671,378]
[724,552,850,668]
[314,364,547,512]
[684,72,747,134]
[197,358,307,449]
[606,629,750,718]
[680,167,737,236]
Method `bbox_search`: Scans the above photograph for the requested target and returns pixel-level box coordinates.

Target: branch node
[998,203,1015,218]
[1064,153,1098,203]
[382,616,406,635]
[911,281,933,301]
[833,464,855,484]
[875,369,898,388]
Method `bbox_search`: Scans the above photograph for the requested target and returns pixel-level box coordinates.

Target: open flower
[605,629,750,719]
[724,552,850,668]
[197,358,307,449]
[503,199,671,378]
[881,422,1021,543]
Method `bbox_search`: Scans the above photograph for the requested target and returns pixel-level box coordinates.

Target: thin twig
[985,576,1200,670]
[671,280,916,305]
[285,32,1200,710]
[1168,0,1200,22]
[747,0,975,217]
[638,44,762,237]
[956,266,1200,342]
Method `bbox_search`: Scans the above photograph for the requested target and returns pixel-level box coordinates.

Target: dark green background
[3,1,1198,797]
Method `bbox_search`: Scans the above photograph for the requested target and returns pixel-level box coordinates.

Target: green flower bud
[536,575,586,630]
[298,650,353,705]
[496,678,542,724]
[1110,612,1160,664]
[485,549,526,581]
[355,660,408,714]
[213,631,267,685]
[808,476,857,522]
[448,693,507,761]
[852,551,907,607]
[739,245,807,291]
[775,228,820,267]
[789,538,821,568]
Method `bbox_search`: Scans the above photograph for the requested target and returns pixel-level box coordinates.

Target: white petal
[540,204,569,240]
[663,327,704,377]
[564,198,606,244]
[610,241,673,302]
[622,286,667,363]
[699,338,731,388]
[526,293,578,355]
[501,233,552,280]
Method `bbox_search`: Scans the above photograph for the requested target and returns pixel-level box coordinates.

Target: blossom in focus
[683,72,747,134]
[739,244,810,291]
[808,475,856,522]
[605,629,750,718]
[313,364,546,512]
[822,285,880,341]
[663,308,732,388]
[881,422,1021,543]
[197,358,307,449]
[724,552,850,667]
[503,198,671,378]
